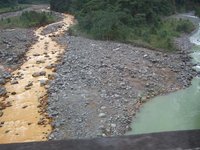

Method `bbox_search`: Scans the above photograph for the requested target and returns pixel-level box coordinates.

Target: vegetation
[18,0,50,4]
[0,4,28,14]
[0,0,18,8]
[0,11,55,28]
[50,0,199,51]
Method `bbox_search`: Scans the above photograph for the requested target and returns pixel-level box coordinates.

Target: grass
[0,11,56,28]
[70,18,195,52]
[0,4,29,14]
[149,19,195,51]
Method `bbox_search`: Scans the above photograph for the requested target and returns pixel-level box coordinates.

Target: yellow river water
[0,14,74,144]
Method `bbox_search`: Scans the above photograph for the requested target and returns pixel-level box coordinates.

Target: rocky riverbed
[0,28,36,97]
[47,32,197,140]
[0,7,197,142]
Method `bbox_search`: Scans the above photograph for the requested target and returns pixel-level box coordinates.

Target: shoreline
[48,23,197,139]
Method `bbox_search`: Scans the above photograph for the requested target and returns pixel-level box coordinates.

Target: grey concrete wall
[1,130,200,150]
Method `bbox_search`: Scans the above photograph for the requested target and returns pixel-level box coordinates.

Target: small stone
[0,87,7,96]
[3,72,12,79]
[5,130,10,134]
[36,60,45,64]
[40,80,48,87]
[32,72,41,77]
[11,80,18,85]
[0,105,4,110]
[32,71,46,77]
[25,87,31,90]
[0,111,3,117]
[0,78,6,85]
[26,82,33,87]
[98,113,106,118]
[5,102,12,107]
[44,55,50,58]
[48,74,55,80]
[22,105,28,109]
[52,68,57,72]
[40,71,46,76]
[44,85,50,89]
[111,124,117,128]
[45,65,53,69]
[100,106,106,110]
[38,119,44,125]
[11,92,16,95]
[99,125,105,130]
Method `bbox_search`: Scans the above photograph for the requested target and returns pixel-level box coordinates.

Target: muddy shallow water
[0,14,74,144]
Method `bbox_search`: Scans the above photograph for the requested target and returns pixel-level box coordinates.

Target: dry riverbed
[47,33,197,140]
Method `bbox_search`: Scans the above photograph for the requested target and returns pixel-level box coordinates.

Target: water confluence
[128,17,200,135]
[0,14,74,144]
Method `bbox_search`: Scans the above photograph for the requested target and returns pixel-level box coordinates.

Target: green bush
[176,19,195,33]
[0,11,55,28]
[50,0,198,51]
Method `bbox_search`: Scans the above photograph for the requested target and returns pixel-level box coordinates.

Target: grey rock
[0,87,7,96]
[99,113,106,118]
[0,78,6,85]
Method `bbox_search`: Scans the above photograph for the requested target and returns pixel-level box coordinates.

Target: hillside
[50,0,200,51]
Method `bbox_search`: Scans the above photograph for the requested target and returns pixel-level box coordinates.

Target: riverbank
[127,14,200,134]
[0,9,74,143]
[47,25,197,139]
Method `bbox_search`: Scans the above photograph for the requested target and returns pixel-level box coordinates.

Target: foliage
[50,0,199,51]
[0,0,18,8]
[0,4,28,14]
[18,0,50,4]
[0,11,55,28]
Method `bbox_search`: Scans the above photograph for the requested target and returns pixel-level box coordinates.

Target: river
[0,14,74,144]
[127,16,200,135]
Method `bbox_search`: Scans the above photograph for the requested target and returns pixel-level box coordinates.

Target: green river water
[128,17,200,135]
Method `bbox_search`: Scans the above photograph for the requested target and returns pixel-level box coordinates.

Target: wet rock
[48,74,55,80]
[32,72,41,77]
[36,60,45,64]
[0,87,7,96]
[38,118,46,125]
[52,68,57,72]
[3,72,12,79]
[26,81,33,87]
[0,111,3,117]
[40,80,48,87]
[45,65,54,69]
[25,81,33,90]
[11,80,18,85]
[33,53,40,56]
[22,105,28,109]
[40,71,46,76]
[0,78,6,85]
[11,92,16,95]
[25,86,31,90]
[32,71,46,77]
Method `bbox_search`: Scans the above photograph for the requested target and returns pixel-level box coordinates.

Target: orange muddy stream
[0,14,74,144]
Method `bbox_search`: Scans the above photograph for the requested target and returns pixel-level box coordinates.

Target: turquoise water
[128,21,200,135]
